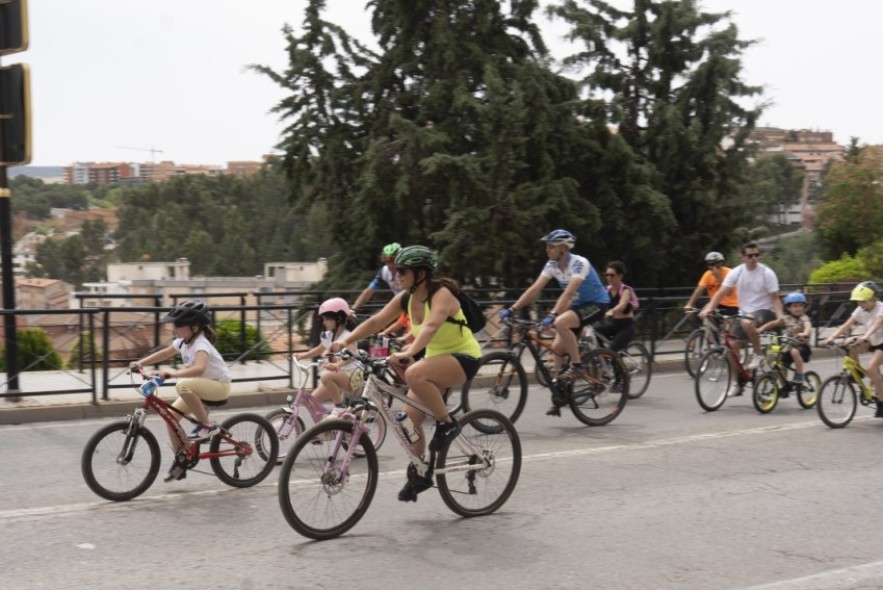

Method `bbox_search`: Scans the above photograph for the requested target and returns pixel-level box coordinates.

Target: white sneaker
[726,385,743,397]
[746,355,761,371]
[324,406,346,421]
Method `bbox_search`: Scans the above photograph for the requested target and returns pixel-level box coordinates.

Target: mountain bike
[683,308,752,378]
[264,360,388,463]
[817,339,881,428]
[463,317,628,426]
[277,350,521,540]
[751,334,820,414]
[694,311,764,411]
[81,369,278,501]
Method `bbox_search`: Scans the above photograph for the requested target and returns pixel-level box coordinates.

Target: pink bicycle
[264,360,389,462]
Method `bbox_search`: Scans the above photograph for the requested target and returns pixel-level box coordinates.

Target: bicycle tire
[817,375,857,428]
[684,328,708,378]
[359,404,387,452]
[461,351,528,427]
[568,348,628,426]
[752,374,779,414]
[444,386,464,416]
[694,348,730,412]
[81,420,161,502]
[277,419,378,540]
[264,407,306,464]
[534,346,554,388]
[436,408,521,517]
[210,413,278,487]
[796,371,821,409]
[621,342,652,399]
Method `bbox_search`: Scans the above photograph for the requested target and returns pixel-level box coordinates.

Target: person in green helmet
[331,245,481,502]
[351,242,404,314]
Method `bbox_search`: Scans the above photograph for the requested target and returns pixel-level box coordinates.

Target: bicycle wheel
[817,375,857,428]
[569,348,628,426]
[278,420,378,540]
[436,409,521,517]
[81,420,161,502]
[684,328,708,378]
[694,348,730,412]
[264,407,306,464]
[444,386,463,415]
[752,374,779,414]
[210,413,278,487]
[461,351,528,427]
[621,342,652,399]
[797,371,821,409]
[361,405,387,452]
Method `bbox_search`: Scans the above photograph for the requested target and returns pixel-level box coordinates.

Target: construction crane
[117,145,165,162]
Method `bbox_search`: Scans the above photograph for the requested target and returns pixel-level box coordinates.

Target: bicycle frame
[837,346,875,401]
[716,314,755,383]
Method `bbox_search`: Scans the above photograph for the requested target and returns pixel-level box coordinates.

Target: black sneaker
[545,405,562,417]
[397,464,433,502]
[164,463,187,483]
[875,404,883,419]
[429,417,460,452]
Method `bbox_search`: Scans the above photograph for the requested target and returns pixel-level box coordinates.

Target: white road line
[735,559,883,590]
[1,417,847,522]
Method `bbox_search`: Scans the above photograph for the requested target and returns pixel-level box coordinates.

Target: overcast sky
[19,0,883,166]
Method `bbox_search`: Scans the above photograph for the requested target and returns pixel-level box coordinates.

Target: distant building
[15,278,73,310]
[62,159,264,185]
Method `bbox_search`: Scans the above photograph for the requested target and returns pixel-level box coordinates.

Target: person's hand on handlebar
[389,351,414,369]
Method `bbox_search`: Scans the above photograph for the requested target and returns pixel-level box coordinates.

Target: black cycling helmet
[164,300,211,327]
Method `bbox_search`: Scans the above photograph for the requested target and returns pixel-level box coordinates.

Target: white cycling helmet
[704,251,725,263]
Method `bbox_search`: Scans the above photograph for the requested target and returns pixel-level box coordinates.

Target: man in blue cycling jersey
[352,242,404,315]
[500,229,609,414]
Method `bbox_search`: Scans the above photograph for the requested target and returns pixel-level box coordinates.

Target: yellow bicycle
[752,334,820,414]
[817,339,880,428]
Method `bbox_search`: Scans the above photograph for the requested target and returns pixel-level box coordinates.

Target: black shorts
[572,303,608,328]
[718,305,739,317]
[452,354,480,380]
[782,343,812,364]
[732,309,776,340]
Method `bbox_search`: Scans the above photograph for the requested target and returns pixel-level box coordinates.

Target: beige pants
[171,378,231,414]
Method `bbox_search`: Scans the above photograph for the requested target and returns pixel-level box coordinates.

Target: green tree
[548,0,763,285]
[214,319,272,361]
[0,328,63,371]
[744,155,804,223]
[815,150,883,259]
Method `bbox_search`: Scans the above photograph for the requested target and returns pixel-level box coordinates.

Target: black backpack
[401,290,487,334]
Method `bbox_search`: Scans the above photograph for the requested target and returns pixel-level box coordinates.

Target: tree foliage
[0,328,63,371]
[815,149,883,259]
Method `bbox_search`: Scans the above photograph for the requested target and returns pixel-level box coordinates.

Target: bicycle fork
[118,409,148,465]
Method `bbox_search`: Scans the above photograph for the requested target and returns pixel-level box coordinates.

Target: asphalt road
[3,369,883,590]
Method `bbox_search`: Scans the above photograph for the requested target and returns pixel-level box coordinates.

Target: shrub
[67,330,102,368]
[808,253,867,285]
[214,319,271,361]
[0,328,63,371]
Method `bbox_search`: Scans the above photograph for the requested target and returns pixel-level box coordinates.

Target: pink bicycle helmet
[318,297,351,317]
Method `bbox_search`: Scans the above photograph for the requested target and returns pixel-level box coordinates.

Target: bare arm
[684,284,705,309]
[510,274,551,312]
[700,285,734,318]
[351,287,376,313]
[335,293,406,349]
[132,343,177,368]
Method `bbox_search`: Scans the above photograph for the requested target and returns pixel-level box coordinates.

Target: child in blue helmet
[759,291,813,387]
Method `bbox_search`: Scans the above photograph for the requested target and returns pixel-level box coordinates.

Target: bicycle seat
[204,399,229,408]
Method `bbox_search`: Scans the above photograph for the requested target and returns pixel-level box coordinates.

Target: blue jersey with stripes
[541,253,610,307]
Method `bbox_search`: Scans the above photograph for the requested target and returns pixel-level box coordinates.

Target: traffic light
[0,0,28,56]
[0,63,30,165]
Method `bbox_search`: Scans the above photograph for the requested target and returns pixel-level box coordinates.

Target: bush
[214,320,271,361]
[67,330,102,368]
[808,253,867,285]
[0,328,63,371]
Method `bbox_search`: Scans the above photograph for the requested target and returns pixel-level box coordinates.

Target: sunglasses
[394,267,410,276]
[707,262,722,267]
[744,253,760,259]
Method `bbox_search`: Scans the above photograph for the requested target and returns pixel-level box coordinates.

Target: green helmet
[382,242,402,258]
[395,245,438,272]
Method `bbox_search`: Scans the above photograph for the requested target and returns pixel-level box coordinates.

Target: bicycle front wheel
[81,420,160,502]
[436,409,521,517]
[621,342,652,399]
[752,374,779,414]
[684,328,709,378]
[569,348,628,426]
[278,420,378,540]
[694,348,730,412]
[264,407,306,464]
[461,351,528,426]
[210,413,278,487]
[797,371,821,409]
[817,375,857,428]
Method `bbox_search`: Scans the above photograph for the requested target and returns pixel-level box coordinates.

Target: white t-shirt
[320,329,360,374]
[173,334,231,383]
[722,263,780,314]
[850,301,883,347]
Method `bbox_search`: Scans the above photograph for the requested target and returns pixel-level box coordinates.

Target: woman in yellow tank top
[332,245,481,502]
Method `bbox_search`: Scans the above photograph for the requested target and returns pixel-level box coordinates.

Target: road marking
[1,417,859,523]
[735,559,883,589]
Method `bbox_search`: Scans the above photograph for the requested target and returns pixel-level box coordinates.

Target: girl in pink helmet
[294,297,360,417]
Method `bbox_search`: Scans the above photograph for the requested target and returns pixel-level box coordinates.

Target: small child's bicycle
[277,350,521,540]
[751,333,820,414]
[264,360,389,463]
[81,368,279,501]
[817,339,881,428]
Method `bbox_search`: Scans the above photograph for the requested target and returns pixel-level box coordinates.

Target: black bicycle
[462,317,629,426]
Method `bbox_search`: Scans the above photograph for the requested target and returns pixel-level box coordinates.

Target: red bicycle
[81,369,278,501]
[693,311,763,411]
